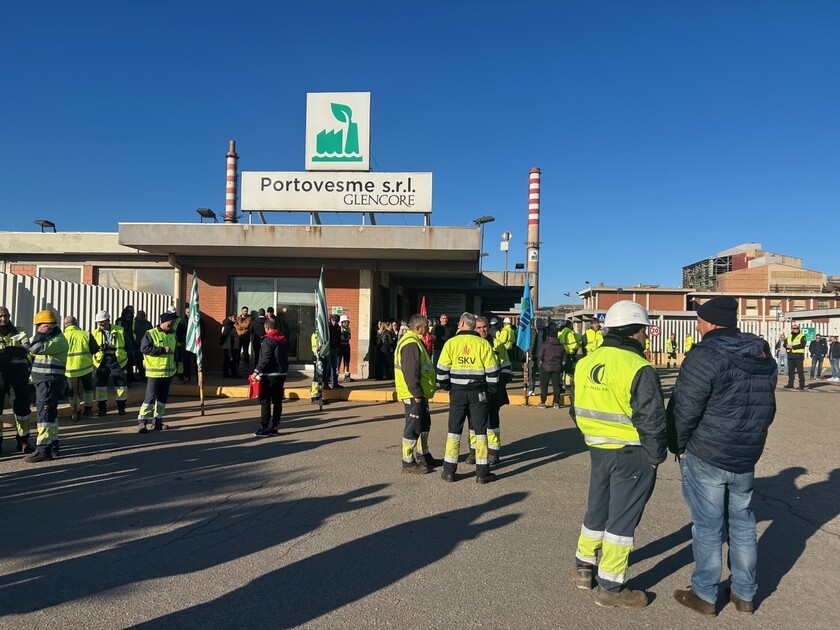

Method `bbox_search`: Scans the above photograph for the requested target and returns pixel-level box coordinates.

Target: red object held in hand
[248,374,261,399]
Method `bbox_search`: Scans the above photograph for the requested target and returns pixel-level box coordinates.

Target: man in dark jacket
[432,313,454,367]
[252,318,289,437]
[808,333,828,380]
[672,296,777,617]
[249,309,267,369]
[537,322,564,408]
[117,306,136,383]
[327,314,342,389]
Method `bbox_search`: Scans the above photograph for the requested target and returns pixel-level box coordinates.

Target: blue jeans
[680,452,757,604]
[810,356,824,378]
[776,353,787,374]
[830,357,839,379]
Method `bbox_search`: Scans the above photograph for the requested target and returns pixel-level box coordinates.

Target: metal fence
[0,271,171,332]
[641,319,835,354]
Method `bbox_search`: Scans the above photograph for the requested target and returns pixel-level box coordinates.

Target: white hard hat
[95,310,111,323]
[166,306,177,314]
[503,317,512,324]
[339,315,350,323]
[604,301,652,328]
[490,317,499,325]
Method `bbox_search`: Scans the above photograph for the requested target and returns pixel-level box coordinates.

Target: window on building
[745,299,758,317]
[98,268,135,290]
[98,267,175,295]
[232,276,318,364]
[793,300,806,311]
[818,299,829,309]
[136,269,175,295]
[38,266,82,283]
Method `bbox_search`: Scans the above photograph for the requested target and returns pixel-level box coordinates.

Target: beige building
[715,263,825,293]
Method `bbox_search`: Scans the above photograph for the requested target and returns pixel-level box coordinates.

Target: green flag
[185,272,202,369]
[315,267,329,358]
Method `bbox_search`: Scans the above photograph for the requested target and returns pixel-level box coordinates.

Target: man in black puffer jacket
[251,318,289,437]
[671,296,777,618]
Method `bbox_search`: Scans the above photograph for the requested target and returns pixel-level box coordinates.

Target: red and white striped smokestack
[224,140,239,223]
[527,167,540,308]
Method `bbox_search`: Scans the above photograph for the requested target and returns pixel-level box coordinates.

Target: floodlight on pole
[473,215,495,276]
[196,208,218,223]
[34,219,56,233]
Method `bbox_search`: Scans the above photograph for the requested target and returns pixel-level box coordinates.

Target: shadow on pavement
[133,492,527,629]
[630,524,693,590]
[0,477,389,614]
[494,427,586,478]
[0,411,361,572]
[754,466,840,607]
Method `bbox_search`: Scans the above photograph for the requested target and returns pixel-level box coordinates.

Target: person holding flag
[185,273,206,416]
[517,274,534,398]
[310,267,330,407]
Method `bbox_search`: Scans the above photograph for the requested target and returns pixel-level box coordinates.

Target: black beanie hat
[697,296,738,328]
[160,312,177,324]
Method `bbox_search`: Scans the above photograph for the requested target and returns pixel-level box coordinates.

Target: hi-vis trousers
[444,388,490,478]
[401,397,432,467]
[576,445,656,592]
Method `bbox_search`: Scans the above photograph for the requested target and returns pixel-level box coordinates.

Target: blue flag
[516,274,533,352]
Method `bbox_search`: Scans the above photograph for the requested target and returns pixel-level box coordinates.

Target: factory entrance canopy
[118,223,479,277]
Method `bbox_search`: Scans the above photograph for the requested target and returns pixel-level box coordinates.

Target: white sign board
[306,92,370,171]
[241,171,432,213]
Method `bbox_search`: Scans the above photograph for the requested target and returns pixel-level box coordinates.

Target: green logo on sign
[313,103,363,163]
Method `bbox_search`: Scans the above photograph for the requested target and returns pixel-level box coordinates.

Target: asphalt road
[0,374,837,629]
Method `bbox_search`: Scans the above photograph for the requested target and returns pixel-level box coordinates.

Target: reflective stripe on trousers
[576,446,657,592]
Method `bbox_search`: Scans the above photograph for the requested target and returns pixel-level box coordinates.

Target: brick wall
[716,267,768,292]
[9,264,35,276]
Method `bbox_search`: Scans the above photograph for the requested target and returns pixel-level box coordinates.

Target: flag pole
[198,367,205,416]
[524,350,529,406]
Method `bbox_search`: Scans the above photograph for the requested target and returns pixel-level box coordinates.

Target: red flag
[420,296,427,316]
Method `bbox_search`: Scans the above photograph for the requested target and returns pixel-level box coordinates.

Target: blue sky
[2,1,838,307]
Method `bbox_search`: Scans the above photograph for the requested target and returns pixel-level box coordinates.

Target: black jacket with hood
[672,328,777,473]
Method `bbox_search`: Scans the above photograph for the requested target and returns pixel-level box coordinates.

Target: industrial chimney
[527,168,540,308]
[224,140,239,223]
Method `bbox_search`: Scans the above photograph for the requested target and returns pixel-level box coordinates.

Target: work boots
[117,400,126,416]
[24,448,53,463]
[465,451,476,465]
[725,588,754,616]
[97,401,107,417]
[402,462,431,474]
[16,435,34,454]
[673,588,715,616]
[83,406,94,417]
[593,586,648,609]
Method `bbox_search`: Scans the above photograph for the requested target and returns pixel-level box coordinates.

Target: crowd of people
[0,304,189,462]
